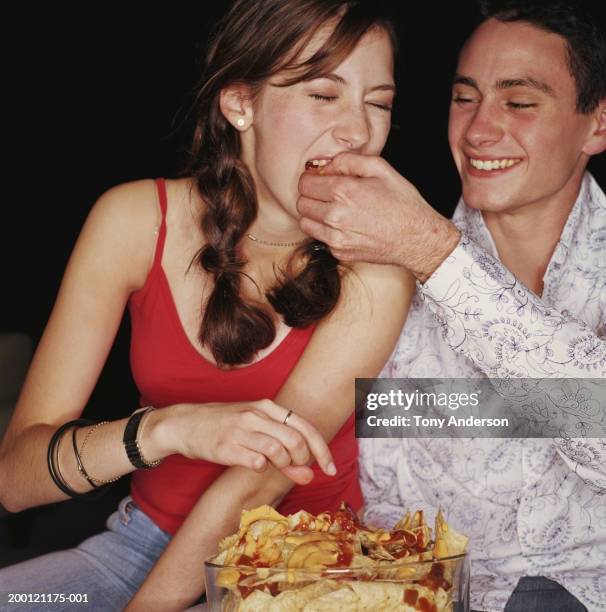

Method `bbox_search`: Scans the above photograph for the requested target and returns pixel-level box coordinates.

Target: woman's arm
[127,262,415,611]
[0,181,157,511]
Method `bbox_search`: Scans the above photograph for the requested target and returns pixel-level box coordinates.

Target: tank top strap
[152,177,168,270]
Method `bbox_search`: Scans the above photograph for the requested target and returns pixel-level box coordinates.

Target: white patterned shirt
[360,172,606,612]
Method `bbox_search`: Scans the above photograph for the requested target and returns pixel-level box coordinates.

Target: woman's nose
[332,107,371,150]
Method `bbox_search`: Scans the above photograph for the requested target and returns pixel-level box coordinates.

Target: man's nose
[332,107,371,150]
[464,101,504,148]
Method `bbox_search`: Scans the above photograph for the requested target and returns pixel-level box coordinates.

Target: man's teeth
[469,158,520,171]
[305,159,332,169]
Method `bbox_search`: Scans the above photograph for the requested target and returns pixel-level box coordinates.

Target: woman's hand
[146,401,336,486]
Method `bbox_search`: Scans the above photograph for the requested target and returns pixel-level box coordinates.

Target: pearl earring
[236,118,245,127]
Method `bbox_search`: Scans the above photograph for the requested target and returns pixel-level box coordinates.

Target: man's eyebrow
[453,74,480,90]
[453,74,555,96]
[310,73,396,93]
[496,77,555,95]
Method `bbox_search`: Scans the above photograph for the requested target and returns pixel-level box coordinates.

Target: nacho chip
[302,586,360,611]
[268,580,338,611]
[435,509,469,558]
[230,589,273,612]
[347,580,407,610]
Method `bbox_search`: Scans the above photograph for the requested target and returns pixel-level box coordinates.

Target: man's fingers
[298,172,337,202]
[297,196,331,223]
[299,216,334,245]
[299,216,345,255]
[324,151,383,178]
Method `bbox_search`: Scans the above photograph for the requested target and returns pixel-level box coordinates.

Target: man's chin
[461,185,516,213]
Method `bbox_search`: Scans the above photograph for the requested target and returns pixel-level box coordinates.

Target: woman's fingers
[236,447,268,472]
[243,431,293,470]
[284,413,337,476]
[281,465,315,485]
[184,401,337,480]
[253,400,337,477]
[258,420,311,467]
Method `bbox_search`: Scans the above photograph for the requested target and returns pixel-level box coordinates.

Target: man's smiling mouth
[469,157,522,171]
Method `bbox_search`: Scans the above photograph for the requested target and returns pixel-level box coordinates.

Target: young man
[298,1,606,610]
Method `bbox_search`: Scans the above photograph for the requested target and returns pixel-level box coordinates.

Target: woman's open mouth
[305,158,333,170]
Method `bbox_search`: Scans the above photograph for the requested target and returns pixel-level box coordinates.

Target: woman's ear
[582,100,606,156]
[219,84,254,131]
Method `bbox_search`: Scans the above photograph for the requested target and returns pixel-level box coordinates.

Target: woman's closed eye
[310,93,338,102]
[310,93,391,112]
[367,101,392,112]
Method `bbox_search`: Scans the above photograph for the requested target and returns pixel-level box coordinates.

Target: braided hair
[187,0,396,367]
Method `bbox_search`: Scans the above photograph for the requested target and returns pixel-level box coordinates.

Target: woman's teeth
[469,158,521,171]
[305,159,332,170]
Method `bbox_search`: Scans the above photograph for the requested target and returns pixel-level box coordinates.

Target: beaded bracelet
[75,422,121,486]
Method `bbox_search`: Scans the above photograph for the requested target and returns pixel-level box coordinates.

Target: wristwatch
[123,406,162,469]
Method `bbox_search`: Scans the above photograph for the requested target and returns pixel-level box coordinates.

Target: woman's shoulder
[99,176,197,220]
[82,178,166,291]
[320,261,413,333]
[91,178,159,222]
[343,261,415,303]
[348,261,412,282]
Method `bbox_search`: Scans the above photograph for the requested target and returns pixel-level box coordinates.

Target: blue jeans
[0,497,171,611]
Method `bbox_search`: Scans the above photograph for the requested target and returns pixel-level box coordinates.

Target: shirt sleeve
[418,234,606,493]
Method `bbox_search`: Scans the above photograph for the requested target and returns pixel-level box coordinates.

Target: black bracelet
[47,419,93,498]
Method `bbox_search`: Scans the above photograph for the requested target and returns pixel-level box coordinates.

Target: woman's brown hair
[187,0,396,367]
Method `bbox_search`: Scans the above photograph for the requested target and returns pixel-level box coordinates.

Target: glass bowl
[204,553,469,611]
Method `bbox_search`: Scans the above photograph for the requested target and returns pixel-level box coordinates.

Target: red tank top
[128,178,361,535]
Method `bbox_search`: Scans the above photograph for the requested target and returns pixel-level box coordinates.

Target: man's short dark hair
[479,0,606,113]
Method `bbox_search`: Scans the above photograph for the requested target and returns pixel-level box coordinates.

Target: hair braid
[267,242,341,328]
[193,113,275,367]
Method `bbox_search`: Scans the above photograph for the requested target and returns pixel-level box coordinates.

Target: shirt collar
[450,171,597,265]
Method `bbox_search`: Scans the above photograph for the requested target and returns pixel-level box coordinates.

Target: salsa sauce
[417,563,451,592]
[236,553,269,568]
[320,504,365,533]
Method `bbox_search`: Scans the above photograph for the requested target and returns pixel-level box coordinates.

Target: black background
[1,0,605,564]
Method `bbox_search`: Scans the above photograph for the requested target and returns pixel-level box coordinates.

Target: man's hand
[298,152,461,282]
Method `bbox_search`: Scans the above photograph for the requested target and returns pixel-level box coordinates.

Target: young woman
[0,0,412,609]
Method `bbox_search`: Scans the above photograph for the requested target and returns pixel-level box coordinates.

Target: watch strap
[123,407,162,469]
